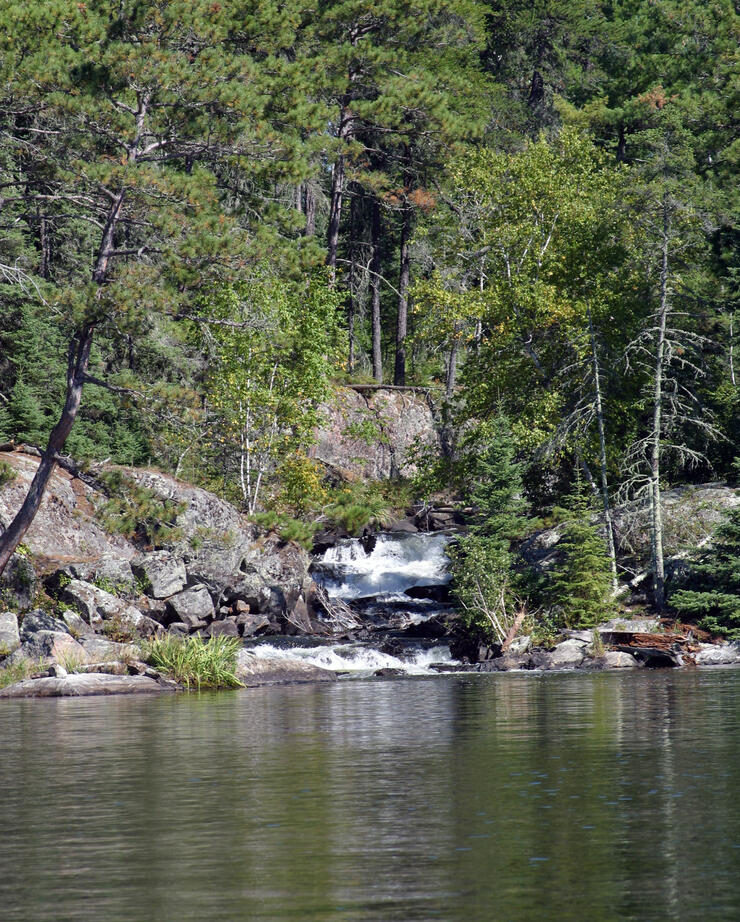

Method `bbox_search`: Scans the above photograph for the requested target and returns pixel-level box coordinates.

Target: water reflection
[1,671,739,921]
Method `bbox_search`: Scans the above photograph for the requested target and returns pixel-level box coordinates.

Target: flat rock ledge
[0,673,175,698]
[235,651,336,687]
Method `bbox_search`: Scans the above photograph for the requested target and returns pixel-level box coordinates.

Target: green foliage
[449,417,533,640]
[253,511,319,551]
[200,271,345,514]
[324,482,395,536]
[101,616,137,644]
[547,481,616,629]
[448,535,519,641]
[144,635,243,690]
[0,460,16,488]
[96,470,184,548]
[0,657,45,689]
[670,504,740,639]
[462,417,531,539]
[343,419,385,446]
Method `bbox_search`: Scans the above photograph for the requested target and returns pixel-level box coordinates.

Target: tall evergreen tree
[548,477,616,629]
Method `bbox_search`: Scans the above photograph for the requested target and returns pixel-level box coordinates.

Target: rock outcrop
[0,451,314,678]
[313,386,440,481]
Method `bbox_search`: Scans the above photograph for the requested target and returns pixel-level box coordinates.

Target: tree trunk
[730,311,736,387]
[0,180,127,577]
[326,152,344,278]
[394,202,412,386]
[0,326,94,575]
[371,199,383,383]
[588,307,618,592]
[650,205,670,611]
[304,183,316,237]
[617,124,627,163]
[439,326,460,457]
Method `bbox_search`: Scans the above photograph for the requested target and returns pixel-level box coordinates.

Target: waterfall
[312,532,451,601]
[244,531,460,676]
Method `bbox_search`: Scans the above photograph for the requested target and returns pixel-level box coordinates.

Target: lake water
[1,669,739,922]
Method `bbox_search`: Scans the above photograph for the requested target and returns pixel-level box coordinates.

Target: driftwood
[603,630,700,668]
[501,608,527,652]
[349,384,432,393]
[312,583,362,634]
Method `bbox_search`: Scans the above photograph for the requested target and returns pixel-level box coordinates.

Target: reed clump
[144,635,243,690]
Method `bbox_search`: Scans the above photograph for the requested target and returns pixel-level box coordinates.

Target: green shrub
[144,635,243,689]
[547,485,616,629]
[324,484,393,535]
[97,469,185,547]
[0,657,45,689]
[0,460,16,488]
[670,504,740,639]
[253,511,319,550]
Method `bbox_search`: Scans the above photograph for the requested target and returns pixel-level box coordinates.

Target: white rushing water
[243,641,456,676]
[314,532,451,600]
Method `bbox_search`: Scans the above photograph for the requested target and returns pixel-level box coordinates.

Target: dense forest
[0,1,738,638]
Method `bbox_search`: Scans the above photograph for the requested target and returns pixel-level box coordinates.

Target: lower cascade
[245,531,459,676]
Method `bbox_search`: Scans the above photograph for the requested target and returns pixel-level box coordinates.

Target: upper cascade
[312,532,451,601]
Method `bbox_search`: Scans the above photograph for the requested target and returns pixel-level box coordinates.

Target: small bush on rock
[144,635,243,689]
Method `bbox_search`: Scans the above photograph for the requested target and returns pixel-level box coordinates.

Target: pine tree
[466,416,530,542]
[7,379,47,446]
[548,480,616,629]
[670,504,740,639]
[449,416,531,642]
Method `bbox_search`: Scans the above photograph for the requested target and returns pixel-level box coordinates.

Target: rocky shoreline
[1,451,738,698]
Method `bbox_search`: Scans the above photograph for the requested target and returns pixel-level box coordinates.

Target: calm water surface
[1,669,739,922]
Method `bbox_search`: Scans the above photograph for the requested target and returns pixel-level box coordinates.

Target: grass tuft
[0,657,46,689]
[143,635,243,690]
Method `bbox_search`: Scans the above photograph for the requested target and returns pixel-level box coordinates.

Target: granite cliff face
[312,387,441,481]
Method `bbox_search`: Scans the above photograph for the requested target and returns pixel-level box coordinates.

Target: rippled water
[2,669,740,922]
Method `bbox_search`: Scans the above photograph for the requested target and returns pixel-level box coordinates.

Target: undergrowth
[143,635,243,689]
[0,657,45,689]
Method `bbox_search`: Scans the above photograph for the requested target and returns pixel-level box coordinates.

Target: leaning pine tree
[669,503,740,640]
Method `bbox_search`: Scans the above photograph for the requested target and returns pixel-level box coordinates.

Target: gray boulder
[204,620,239,638]
[603,651,639,668]
[236,612,272,637]
[131,552,186,599]
[506,635,532,655]
[59,609,93,638]
[694,643,740,666]
[166,585,214,626]
[313,386,441,481]
[20,609,70,639]
[66,555,137,595]
[78,635,140,662]
[548,639,586,668]
[599,617,661,633]
[0,611,20,655]
[0,553,37,611]
[6,631,87,667]
[58,579,160,636]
